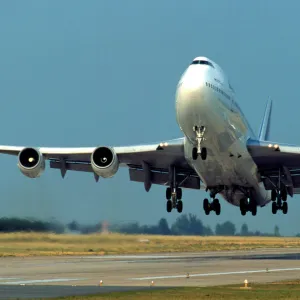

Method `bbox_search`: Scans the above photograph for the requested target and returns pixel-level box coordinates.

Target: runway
[1,248,300,299]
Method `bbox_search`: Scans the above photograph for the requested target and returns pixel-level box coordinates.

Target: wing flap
[263,173,300,193]
[248,139,300,194]
[129,168,201,189]
[247,139,300,169]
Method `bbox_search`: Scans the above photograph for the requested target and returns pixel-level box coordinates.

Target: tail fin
[258,98,272,141]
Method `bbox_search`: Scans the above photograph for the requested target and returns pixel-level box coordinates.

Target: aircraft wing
[0,138,201,190]
[247,138,300,195]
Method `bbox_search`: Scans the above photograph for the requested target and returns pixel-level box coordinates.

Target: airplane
[0,56,298,216]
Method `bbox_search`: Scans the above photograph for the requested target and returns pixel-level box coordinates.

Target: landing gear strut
[165,166,183,213]
[192,126,207,160]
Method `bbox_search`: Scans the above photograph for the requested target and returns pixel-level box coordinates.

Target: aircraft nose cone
[180,68,206,91]
[177,70,207,102]
[175,69,210,136]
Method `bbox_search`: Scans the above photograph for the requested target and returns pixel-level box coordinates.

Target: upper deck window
[191,60,214,68]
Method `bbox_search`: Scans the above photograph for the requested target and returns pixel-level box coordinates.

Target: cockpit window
[191,60,214,68]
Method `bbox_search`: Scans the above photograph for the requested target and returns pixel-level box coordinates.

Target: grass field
[40,280,300,300]
[0,232,299,257]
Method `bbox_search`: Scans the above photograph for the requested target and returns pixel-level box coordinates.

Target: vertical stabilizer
[258,98,272,141]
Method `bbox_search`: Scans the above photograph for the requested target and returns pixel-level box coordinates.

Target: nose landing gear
[192,126,207,160]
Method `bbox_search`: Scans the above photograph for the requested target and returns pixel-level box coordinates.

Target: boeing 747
[0,57,297,216]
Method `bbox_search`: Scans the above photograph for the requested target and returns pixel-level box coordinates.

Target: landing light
[159,142,168,148]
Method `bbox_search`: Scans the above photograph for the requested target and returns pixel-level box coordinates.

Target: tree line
[110,214,282,237]
[0,217,65,233]
[0,214,286,237]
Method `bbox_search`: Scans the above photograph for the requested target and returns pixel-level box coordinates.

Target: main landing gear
[192,126,207,160]
[271,189,288,215]
[239,197,257,216]
[270,167,289,215]
[203,189,221,215]
[203,198,221,215]
[166,187,183,213]
[166,166,183,213]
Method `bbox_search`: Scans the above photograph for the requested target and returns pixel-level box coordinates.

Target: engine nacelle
[91,146,119,178]
[18,148,45,178]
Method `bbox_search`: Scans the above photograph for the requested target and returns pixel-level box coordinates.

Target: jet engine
[91,146,119,178]
[18,148,45,178]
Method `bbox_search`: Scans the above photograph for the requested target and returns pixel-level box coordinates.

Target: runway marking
[130,267,300,280]
[84,255,183,259]
[0,278,86,285]
[0,278,20,281]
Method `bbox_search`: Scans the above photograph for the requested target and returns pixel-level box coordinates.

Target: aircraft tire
[192,147,198,160]
[203,198,210,215]
[177,200,183,213]
[203,198,209,210]
[282,202,288,214]
[281,189,287,201]
[213,198,220,205]
[166,188,171,200]
[272,202,277,214]
[215,200,221,215]
[240,198,246,214]
[271,189,277,201]
[201,147,207,160]
[251,205,257,216]
[166,200,172,213]
[176,188,182,200]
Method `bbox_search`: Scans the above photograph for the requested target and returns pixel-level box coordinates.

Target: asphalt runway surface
[1,248,300,299]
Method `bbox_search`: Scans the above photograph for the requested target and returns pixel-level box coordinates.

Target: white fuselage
[175,57,271,207]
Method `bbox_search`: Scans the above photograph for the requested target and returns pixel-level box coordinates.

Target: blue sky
[0,0,298,235]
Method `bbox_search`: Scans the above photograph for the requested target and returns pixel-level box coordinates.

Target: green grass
[37,280,300,299]
[0,232,299,257]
